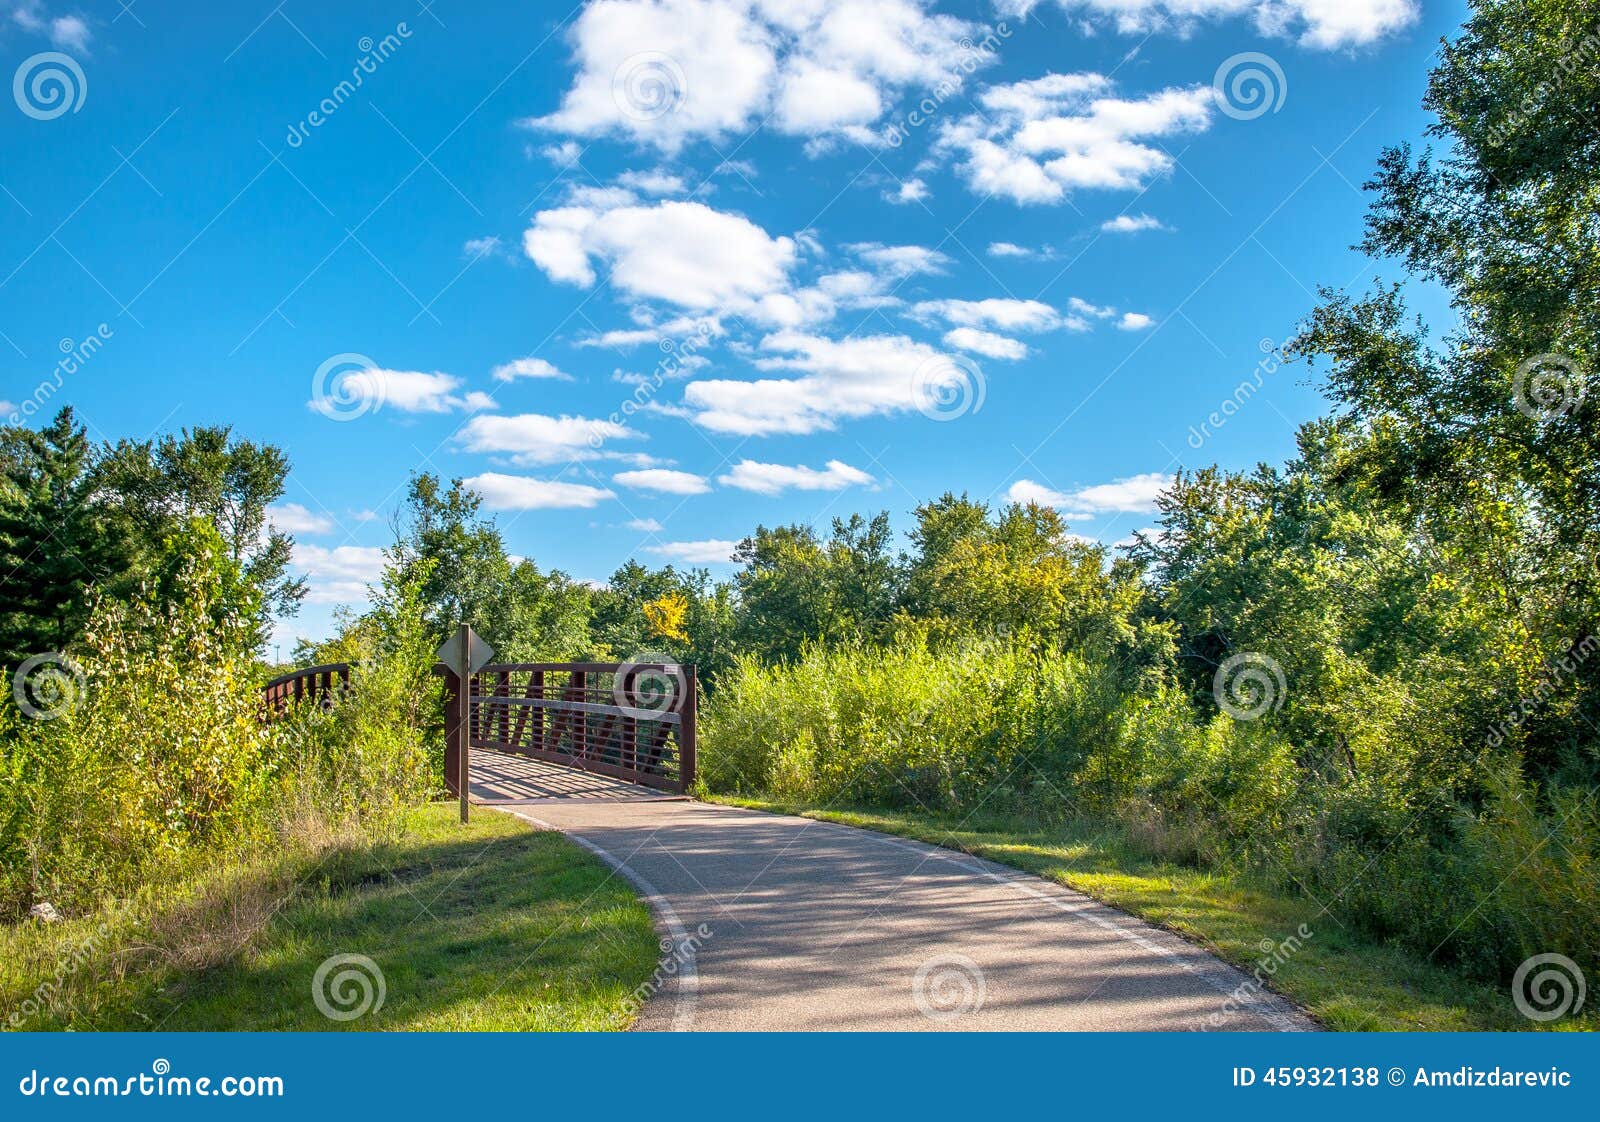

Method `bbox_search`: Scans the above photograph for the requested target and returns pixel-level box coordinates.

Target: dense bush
[0,538,438,918]
[702,637,1598,983]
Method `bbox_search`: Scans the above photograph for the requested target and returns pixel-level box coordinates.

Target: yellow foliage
[643,592,690,643]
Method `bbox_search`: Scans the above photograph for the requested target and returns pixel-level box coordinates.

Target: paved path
[471,751,1313,1032]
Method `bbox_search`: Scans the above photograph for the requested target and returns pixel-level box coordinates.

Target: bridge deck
[469,748,686,803]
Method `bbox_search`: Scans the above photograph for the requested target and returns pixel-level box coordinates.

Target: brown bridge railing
[261,662,352,720]
[441,661,696,795]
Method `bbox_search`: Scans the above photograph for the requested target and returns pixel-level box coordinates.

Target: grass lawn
[2,803,660,1031]
[712,796,1595,1033]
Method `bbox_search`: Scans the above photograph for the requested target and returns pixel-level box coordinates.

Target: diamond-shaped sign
[436,625,495,678]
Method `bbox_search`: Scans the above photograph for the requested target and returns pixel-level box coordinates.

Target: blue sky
[0,0,1466,654]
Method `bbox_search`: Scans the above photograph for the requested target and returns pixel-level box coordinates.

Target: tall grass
[0,559,440,920]
[701,636,1599,983]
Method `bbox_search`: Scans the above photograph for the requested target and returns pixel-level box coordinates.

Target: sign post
[436,623,494,824]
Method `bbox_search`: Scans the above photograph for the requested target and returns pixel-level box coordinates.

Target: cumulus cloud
[717,459,874,495]
[455,412,639,465]
[463,472,617,510]
[1003,1,1418,49]
[625,517,665,532]
[886,177,929,204]
[294,543,387,604]
[492,357,573,382]
[646,538,740,563]
[613,468,711,494]
[912,297,1067,332]
[943,326,1028,360]
[849,242,950,277]
[1101,213,1166,233]
[310,368,495,415]
[682,329,957,435]
[1008,473,1173,514]
[524,198,798,312]
[528,0,992,151]
[936,72,1213,205]
[12,4,91,52]
[268,503,336,535]
[986,241,1051,259]
[1118,311,1154,330]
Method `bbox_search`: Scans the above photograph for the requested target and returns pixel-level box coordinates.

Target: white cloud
[625,517,665,532]
[310,368,495,415]
[717,459,874,495]
[463,235,509,260]
[936,73,1213,204]
[1072,471,1173,512]
[0,400,16,415]
[463,472,616,510]
[294,543,387,604]
[682,329,957,435]
[1118,311,1154,330]
[1101,213,1166,233]
[849,242,950,277]
[646,538,740,563]
[269,503,336,535]
[1008,472,1173,514]
[528,0,990,151]
[885,177,929,204]
[943,327,1028,360]
[614,468,711,494]
[986,241,1046,258]
[1009,1,1418,49]
[492,357,573,382]
[913,297,1065,332]
[524,199,797,312]
[616,168,690,195]
[1005,480,1093,520]
[455,412,639,465]
[12,5,91,52]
